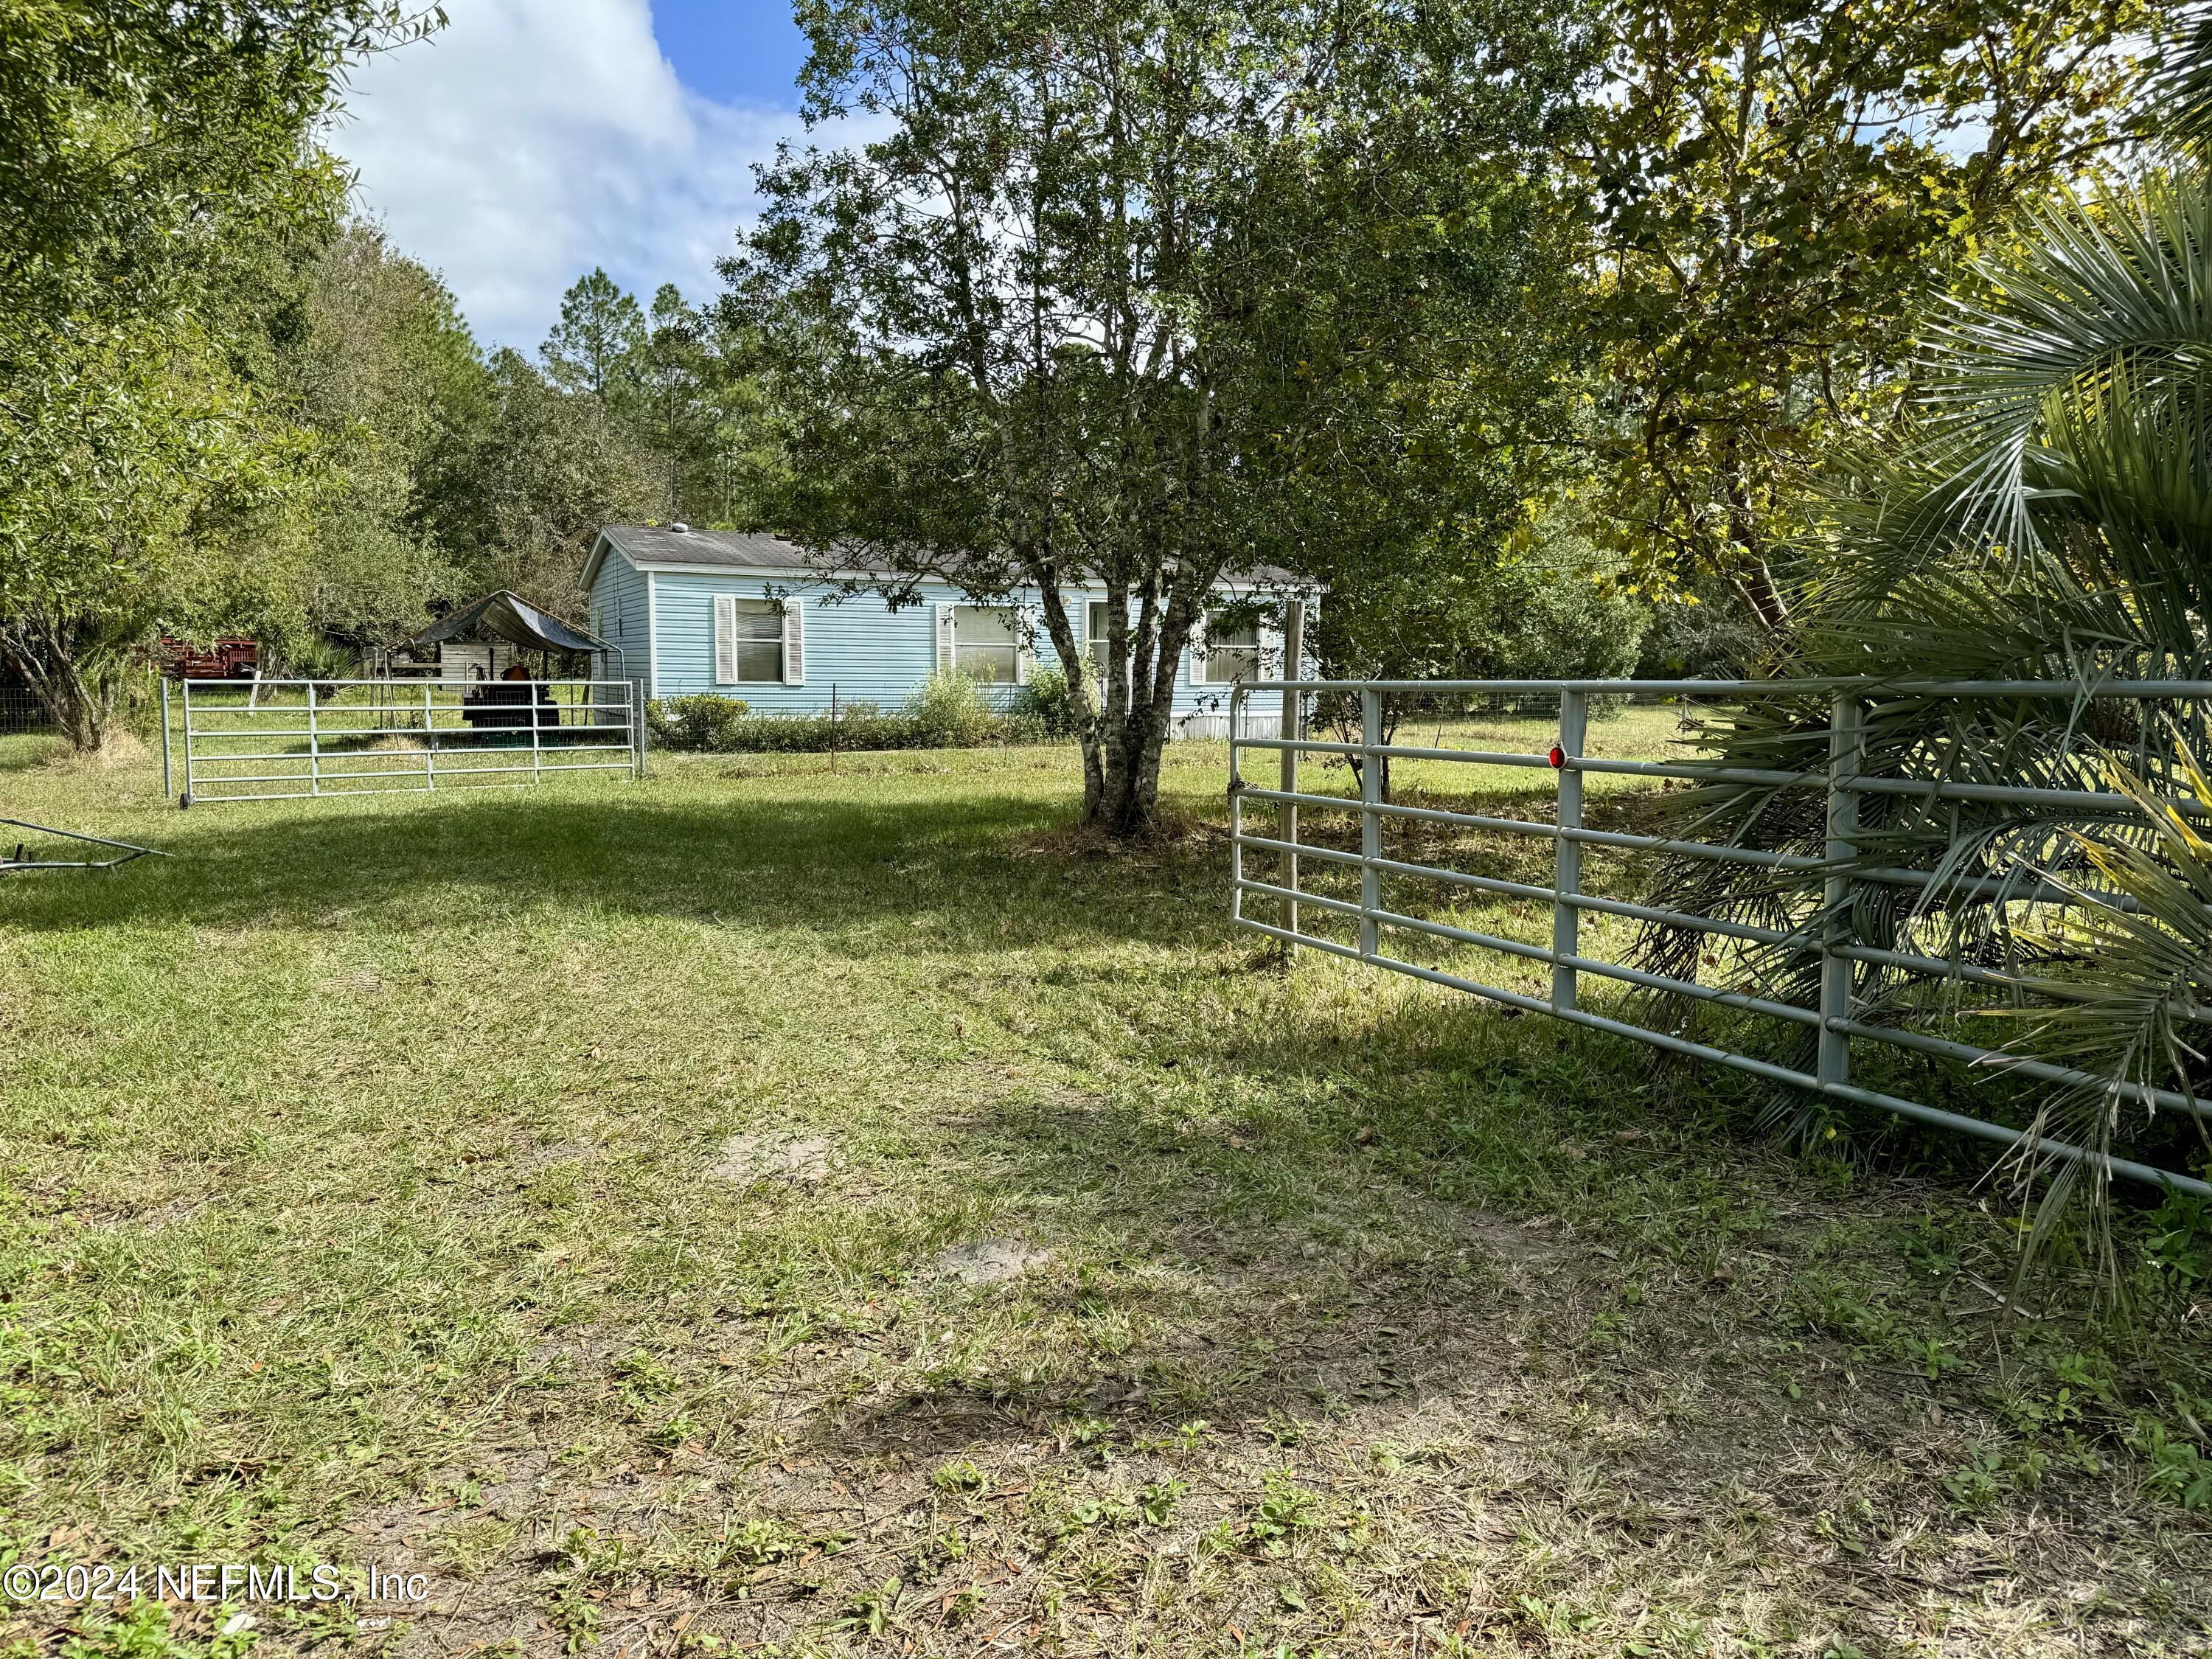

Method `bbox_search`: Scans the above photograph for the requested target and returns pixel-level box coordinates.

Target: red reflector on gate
[1548,745,1565,769]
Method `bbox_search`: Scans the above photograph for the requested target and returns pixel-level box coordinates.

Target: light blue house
[582,525,1306,734]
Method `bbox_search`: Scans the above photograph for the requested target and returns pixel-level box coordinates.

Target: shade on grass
[1,724,2207,1656]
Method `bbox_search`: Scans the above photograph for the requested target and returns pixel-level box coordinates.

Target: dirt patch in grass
[934,1237,1054,1285]
[511,1138,597,1175]
[710,1133,835,1187]
[1014,804,1230,863]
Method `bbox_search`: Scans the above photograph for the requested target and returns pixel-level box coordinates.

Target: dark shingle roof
[587,524,1307,588]
[597,526,815,573]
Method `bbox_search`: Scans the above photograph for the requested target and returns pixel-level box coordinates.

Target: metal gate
[1227,677,2211,1197]
[163,678,643,807]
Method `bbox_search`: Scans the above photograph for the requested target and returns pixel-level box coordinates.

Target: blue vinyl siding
[650,573,944,712]
[587,545,1297,726]
[585,554,652,706]
[636,567,1234,718]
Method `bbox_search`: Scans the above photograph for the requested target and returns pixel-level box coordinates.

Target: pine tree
[540,268,647,401]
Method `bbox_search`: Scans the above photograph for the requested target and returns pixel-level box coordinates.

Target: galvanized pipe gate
[162,678,643,807]
[1226,678,2212,1197]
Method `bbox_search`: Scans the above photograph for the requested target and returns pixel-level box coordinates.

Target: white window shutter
[1259,611,1284,680]
[1188,613,1209,684]
[1016,603,1036,685]
[936,604,956,675]
[782,597,804,684]
[714,594,737,684]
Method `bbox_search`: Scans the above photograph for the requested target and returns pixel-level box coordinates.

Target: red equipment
[159,636,260,681]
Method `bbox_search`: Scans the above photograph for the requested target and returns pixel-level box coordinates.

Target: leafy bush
[709,706,919,753]
[1020,664,1086,738]
[646,677,1060,754]
[903,670,997,746]
[649,693,751,750]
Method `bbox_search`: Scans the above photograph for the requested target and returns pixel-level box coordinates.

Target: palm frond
[1630,170,2212,1256]
[2044,361,2212,630]
[2154,1,2212,164]
[1977,740,2212,1282]
[1910,179,2212,563]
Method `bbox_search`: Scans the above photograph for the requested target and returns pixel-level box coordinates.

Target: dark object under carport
[402,591,637,764]
[404,590,622,679]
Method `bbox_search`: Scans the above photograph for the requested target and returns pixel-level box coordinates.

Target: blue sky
[330,1,824,353]
[652,0,808,108]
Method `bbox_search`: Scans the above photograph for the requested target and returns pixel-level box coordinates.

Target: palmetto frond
[2044,361,2212,630]
[1633,169,2212,1229]
[1906,180,2212,567]
[1981,742,2212,1270]
[2156,1,2212,164]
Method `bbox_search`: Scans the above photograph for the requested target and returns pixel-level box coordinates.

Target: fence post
[422,681,436,790]
[307,681,321,796]
[530,678,543,785]
[633,680,648,780]
[1229,685,1245,925]
[1820,691,1864,1088]
[1552,687,1587,1012]
[1360,687,1382,959]
[179,681,196,808]
[160,680,173,801]
[1278,600,1305,938]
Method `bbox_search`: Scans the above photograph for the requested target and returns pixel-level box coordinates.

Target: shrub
[649,694,750,750]
[281,637,359,681]
[646,674,1075,754]
[903,670,996,746]
[1020,664,1086,739]
[717,709,919,753]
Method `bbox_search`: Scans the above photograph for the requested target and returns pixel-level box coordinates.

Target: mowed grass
[2,714,2209,1658]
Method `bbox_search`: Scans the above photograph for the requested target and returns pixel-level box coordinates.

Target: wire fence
[1,687,52,736]
[1227,678,2211,1197]
[168,678,643,806]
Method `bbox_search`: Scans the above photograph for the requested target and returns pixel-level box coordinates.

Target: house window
[1197,613,1261,684]
[1089,601,1132,697]
[722,598,784,683]
[953,606,1019,683]
[1087,602,1115,677]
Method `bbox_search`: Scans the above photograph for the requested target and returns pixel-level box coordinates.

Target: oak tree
[1579,0,2150,631]
[723,0,1588,832]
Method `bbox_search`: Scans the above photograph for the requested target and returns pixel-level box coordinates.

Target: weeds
[930,1459,986,1495]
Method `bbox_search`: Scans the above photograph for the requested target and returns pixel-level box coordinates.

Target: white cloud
[326,0,808,352]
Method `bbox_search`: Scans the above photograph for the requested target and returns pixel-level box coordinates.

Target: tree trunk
[1730,563,1790,636]
[1049,584,1194,839]
[1074,687,1174,836]
[1073,706,1177,835]
[1719,431,1790,636]
[1034,578,1107,821]
[0,611,123,753]
[1336,698,1397,804]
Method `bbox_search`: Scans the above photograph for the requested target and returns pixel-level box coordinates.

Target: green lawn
[2,720,2208,1658]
